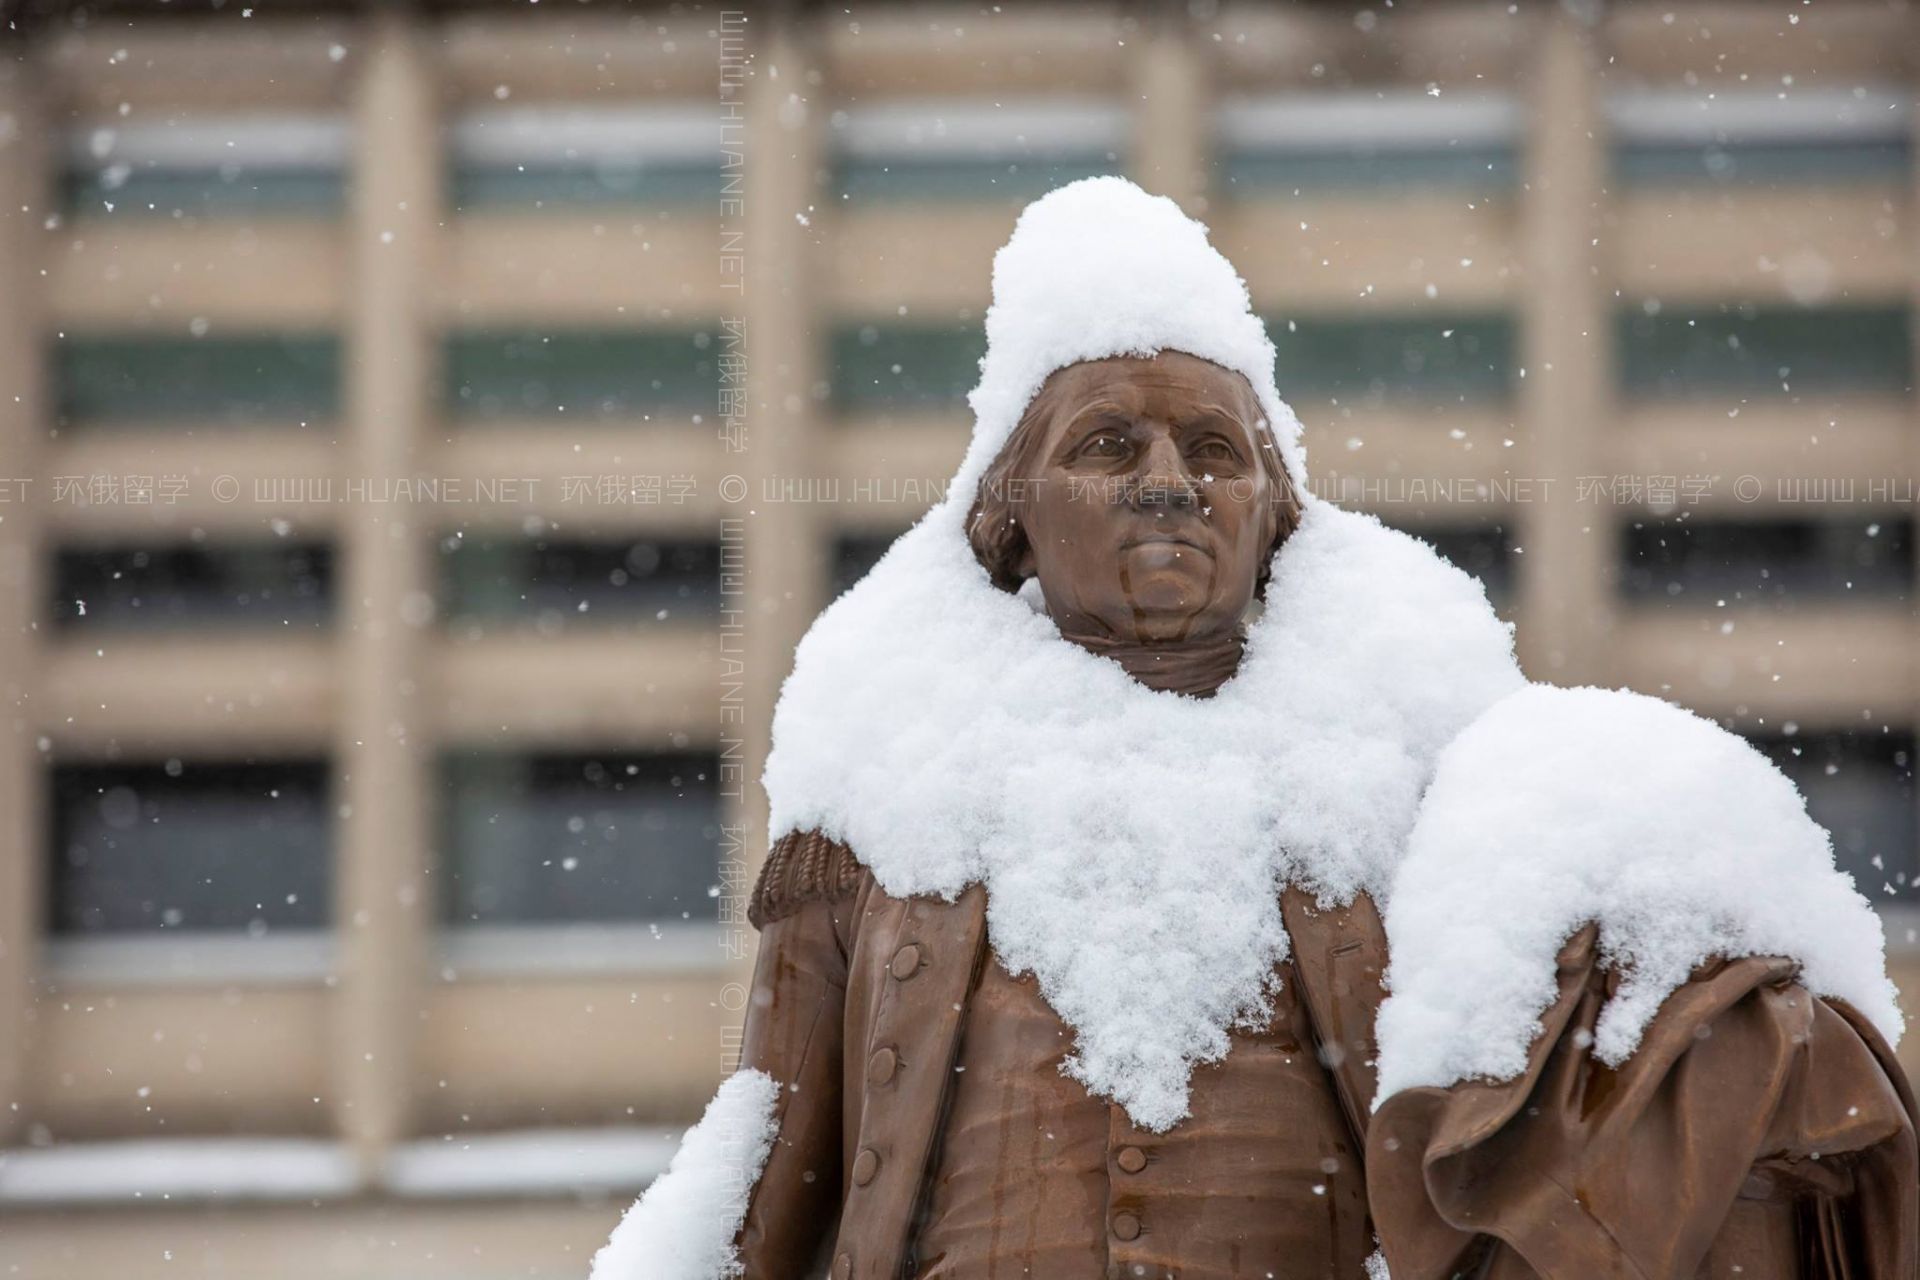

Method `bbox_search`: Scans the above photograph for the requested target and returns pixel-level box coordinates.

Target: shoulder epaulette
[749,829,864,929]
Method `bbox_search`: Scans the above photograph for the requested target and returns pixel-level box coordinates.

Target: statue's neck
[1056,624,1247,698]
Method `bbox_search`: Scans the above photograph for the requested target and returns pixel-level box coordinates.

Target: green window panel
[832,155,1123,204]
[1267,314,1516,403]
[439,751,720,926]
[63,167,345,218]
[1617,305,1913,399]
[1220,147,1515,194]
[450,163,723,211]
[446,329,718,420]
[54,335,340,427]
[830,324,988,412]
[1614,141,1910,187]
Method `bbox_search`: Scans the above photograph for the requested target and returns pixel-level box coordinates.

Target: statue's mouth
[1121,534,1213,556]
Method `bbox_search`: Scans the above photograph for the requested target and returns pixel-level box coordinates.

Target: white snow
[764,177,1521,1132]
[589,1069,779,1280]
[1373,683,1905,1104]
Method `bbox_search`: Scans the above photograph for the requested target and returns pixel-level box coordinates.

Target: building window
[448,104,720,211]
[439,752,720,926]
[830,324,987,412]
[54,335,340,428]
[1620,515,1913,603]
[1218,92,1518,195]
[829,98,1125,204]
[1268,314,1515,405]
[61,115,349,219]
[1751,729,1917,901]
[49,760,330,935]
[446,329,717,420]
[440,535,719,634]
[52,542,333,632]
[1617,304,1913,400]
[1611,87,1910,187]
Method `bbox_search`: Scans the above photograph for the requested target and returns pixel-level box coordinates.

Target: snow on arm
[1373,683,1903,1104]
[588,1069,779,1280]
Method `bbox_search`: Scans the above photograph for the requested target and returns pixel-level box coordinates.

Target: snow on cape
[588,1069,778,1280]
[764,499,1522,1131]
[1372,683,1905,1105]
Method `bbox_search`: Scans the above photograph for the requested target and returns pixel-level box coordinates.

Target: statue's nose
[1129,433,1200,509]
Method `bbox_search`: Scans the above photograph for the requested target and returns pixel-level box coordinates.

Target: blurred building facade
[0,1,1916,1275]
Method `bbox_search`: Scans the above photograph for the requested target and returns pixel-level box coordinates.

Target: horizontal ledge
[0,1126,681,1207]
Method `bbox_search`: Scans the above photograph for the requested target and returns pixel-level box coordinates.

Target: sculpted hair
[964,364,1304,598]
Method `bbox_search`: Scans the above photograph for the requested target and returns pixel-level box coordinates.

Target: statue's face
[1013,351,1279,644]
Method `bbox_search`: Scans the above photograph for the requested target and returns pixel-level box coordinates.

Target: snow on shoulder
[588,1069,778,1280]
[1373,683,1904,1105]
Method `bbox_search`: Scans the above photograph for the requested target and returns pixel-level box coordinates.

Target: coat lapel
[1282,887,1391,1142]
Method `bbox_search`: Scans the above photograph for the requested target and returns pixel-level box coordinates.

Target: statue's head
[967,349,1302,645]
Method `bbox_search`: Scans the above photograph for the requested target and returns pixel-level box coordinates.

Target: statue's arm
[1368,928,1919,1280]
[732,830,864,1278]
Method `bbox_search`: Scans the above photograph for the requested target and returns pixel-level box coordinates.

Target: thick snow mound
[950,175,1307,501]
[588,1070,778,1280]
[766,501,1521,1131]
[1374,684,1904,1104]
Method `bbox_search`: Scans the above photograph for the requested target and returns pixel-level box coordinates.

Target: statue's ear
[1013,523,1036,581]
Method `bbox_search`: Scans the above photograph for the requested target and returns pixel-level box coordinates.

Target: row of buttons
[831,943,927,1277]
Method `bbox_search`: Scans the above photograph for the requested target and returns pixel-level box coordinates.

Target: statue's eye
[1191,438,1238,462]
[1080,433,1128,459]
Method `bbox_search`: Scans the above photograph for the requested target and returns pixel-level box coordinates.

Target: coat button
[889,943,922,980]
[1115,1146,1147,1174]
[831,1253,852,1280]
[851,1147,881,1186]
[1111,1212,1142,1241]
[867,1046,898,1084]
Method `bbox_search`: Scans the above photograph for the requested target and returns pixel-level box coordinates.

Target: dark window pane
[1751,730,1917,901]
[440,535,719,631]
[50,761,330,935]
[440,752,720,926]
[1615,141,1909,187]
[54,335,341,427]
[1617,306,1913,399]
[831,533,899,598]
[53,543,333,632]
[830,325,987,412]
[1268,315,1515,403]
[1620,516,1913,603]
[446,330,716,419]
[1389,523,1515,603]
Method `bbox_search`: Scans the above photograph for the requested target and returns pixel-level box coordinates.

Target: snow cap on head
[951,175,1309,501]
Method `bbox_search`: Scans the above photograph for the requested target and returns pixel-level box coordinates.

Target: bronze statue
[590,178,1915,1280]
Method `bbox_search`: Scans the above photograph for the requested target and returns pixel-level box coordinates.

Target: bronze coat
[734,831,1917,1279]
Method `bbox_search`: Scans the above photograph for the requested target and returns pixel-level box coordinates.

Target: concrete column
[332,15,438,1176]
[1514,10,1613,682]
[0,54,47,1146]
[737,15,826,871]
[1130,13,1209,213]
